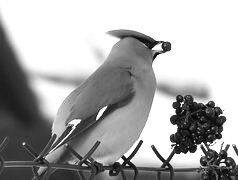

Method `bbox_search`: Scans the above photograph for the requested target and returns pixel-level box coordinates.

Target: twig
[200,144,207,155]
[233,144,238,156]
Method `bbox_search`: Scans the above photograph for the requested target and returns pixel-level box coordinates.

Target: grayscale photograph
[0,1,237,180]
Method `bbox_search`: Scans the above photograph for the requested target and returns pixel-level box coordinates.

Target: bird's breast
[70,69,156,165]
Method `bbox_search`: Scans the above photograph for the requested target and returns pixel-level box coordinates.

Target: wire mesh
[1,135,238,180]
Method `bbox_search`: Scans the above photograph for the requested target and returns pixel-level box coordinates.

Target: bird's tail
[31,146,70,179]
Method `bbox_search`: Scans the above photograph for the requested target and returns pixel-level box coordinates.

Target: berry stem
[232,144,238,156]
[224,144,230,152]
[200,144,207,155]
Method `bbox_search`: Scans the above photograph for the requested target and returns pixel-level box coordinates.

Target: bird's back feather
[50,64,135,152]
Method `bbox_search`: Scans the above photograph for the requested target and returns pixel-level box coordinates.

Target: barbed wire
[1,135,238,180]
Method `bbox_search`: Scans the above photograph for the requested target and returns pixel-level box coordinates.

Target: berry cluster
[170,95,226,154]
[200,148,237,180]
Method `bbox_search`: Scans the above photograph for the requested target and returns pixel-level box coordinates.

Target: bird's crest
[107,29,160,49]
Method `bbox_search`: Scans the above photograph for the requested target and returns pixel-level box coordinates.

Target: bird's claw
[92,161,104,174]
[109,162,127,180]
[109,162,122,176]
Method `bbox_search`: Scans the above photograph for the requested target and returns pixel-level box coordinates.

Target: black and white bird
[37,29,171,178]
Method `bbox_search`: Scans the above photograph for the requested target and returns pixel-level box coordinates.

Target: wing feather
[49,65,135,152]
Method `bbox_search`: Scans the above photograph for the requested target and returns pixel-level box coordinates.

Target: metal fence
[1,134,238,180]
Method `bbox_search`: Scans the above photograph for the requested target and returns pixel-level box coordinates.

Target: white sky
[0,0,238,167]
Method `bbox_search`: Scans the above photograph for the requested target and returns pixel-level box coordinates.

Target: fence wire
[1,135,238,180]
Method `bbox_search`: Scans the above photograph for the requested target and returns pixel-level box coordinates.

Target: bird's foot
[109,162,122,176]
[109,162,127,180]
[90,161,105,175]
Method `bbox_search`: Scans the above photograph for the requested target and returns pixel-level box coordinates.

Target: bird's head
[107,29,171,62]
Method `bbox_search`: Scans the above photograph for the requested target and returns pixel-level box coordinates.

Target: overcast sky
[0,0,238,167]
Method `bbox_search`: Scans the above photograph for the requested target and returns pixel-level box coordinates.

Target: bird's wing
[48,65,135,152]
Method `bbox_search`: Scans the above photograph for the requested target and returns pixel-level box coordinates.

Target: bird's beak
[152,41,171,61]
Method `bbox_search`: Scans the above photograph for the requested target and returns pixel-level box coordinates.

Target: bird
[36,29,171,178]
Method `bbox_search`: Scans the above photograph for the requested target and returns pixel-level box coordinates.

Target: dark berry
[219,150,228,159]
[207,170,217,180]
[172,101,180,109]
[207,101,215,107]
[181,137,188,145]
[211,126,219,134]
[187,138,193,146]
[189,124,197,132]
[175,108,182,114]
[202,122,210,130]
[200,116,208,123]
[216,116,226,126]
[195,139,202,144]
[201,172,210,180]
[220,166,230,175]
[184,95,194,104]
[206,129,211,135]
[192,102,199,110]
[180,146,189,154]
[205,107,215,117]
[207,134,213,143]
[179,121,190,129]
[162,41,171,52]
[215,107,223,115]
[174,132,182,141]
[174,146,181,154]
[225,157,236,168]
[176,95,183,102]
[180,136,186,141]
[180,129,190,137]
[182,103,190,110]
[216,133,222,139]
[189,145,197,153]
[206,150,218,160]
[191,133,197,140]
[197,135,204,142]
[200,156,207,166]
[170,115,178,125]
[197,126,205,135]
[207,134,216,143]
[194,112,201,119]
[170,134,176,143]
[218,126,223,133]
[198,103,206,109]
[229,168,238,176]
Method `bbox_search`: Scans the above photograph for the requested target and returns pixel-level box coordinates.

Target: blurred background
[0,0,238,179]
